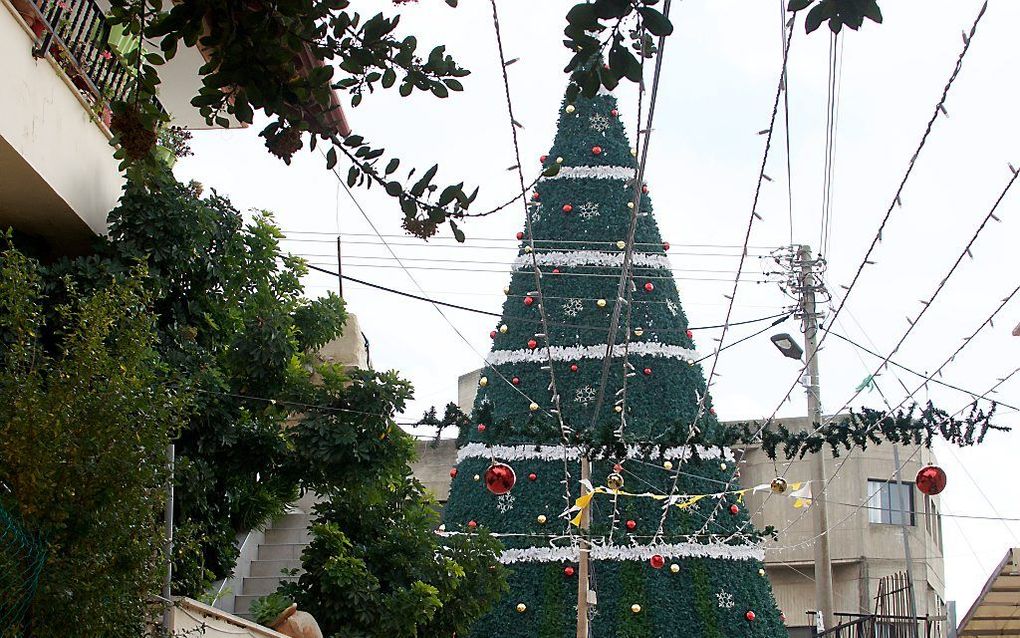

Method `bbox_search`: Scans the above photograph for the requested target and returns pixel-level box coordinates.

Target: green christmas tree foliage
[441,87,789,638]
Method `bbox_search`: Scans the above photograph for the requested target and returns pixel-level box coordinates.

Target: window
[867,479,915,525]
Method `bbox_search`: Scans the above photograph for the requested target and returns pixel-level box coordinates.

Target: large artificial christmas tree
[442,85,789,638]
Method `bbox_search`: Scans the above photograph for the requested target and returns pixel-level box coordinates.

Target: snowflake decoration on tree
[667,299,679,317]
[575,385,597,405]
[589,113,610,133]
[577,202,600,220]
[716,590,735,609]
[562,298,583,317]
[527,201,542,225]
[495,493,516,513]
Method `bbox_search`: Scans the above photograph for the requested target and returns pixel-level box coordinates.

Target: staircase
[233,511,311,618]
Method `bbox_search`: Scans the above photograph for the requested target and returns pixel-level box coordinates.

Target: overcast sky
[172,0,1020,616]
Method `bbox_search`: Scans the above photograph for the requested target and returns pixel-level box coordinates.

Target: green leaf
[347,166,360,187]
[637,7,673,36]
[385,181,403,196]
[385,158,400,175]
[398,82,413,97]
[326,148,338,170]
[449,219,465,243]
[805,1,835,33]
[382,68,396,89]
[344,135,365,147]
[542,164,561,178]
[787,0,812,11]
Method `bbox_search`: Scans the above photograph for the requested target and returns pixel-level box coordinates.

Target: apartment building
[409,370,947,638]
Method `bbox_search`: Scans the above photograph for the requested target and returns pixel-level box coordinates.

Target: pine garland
[719,400,1005,460]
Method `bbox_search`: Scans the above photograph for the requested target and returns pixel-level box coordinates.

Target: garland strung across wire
[418,399,1006,460]
[718,401,1005,460]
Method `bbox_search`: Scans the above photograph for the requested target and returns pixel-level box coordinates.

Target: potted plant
[250,593,323,638]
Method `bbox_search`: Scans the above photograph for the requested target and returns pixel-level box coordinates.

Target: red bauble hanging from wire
[484,463,517,495]
[915,465,947,495]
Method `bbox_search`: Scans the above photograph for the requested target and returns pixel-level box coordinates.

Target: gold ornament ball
[770,477,788,494]
[607,472,625,490]
[627,202,635,209]
[524,245,533,253]
[473,474,480,481]
[479,376,488,387]
[670,563,680,573]
[758,568,766,577]
[556,156,564,164]
[634,327,644,337]
[499,324,508,333]
[663,461,674,471]
[565,104,576,114]
[720,463,727,471]
[529,402,539,412]
[616,240,627,249]
[517,603,527,613]
[614,405,623,413]
[503,286,510,295]
[537,514,547,524]
[597,299,607,308]
[631,604,642,614]
[630,148,637,157]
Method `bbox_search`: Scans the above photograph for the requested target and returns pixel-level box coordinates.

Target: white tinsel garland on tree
[486,342,698,367]
[499,541,764,565]
[511,250,670,271]
[455,443,733,465]
[541,165,635,182]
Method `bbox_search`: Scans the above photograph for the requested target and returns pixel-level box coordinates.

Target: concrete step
[272,513,312,529]
[250,559,303,578]
[264,527,311,544]
[257,543,308,561]
[242,575,299,596]
[234,594,258,617]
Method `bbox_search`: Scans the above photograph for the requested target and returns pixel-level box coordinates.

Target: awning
[958,548,1020,637]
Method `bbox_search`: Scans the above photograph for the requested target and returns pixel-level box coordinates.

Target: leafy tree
[278,364,507,637]
[102,0,676,239]
[0,244,184,637]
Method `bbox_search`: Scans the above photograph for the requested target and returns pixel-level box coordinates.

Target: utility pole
[797,244,836,633]
[891,444,920,638]
[576,456,591,638]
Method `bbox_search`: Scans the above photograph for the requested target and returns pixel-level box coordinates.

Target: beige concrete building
[408,371,947,638]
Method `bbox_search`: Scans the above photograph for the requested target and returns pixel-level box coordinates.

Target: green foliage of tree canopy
[0,243,184,637]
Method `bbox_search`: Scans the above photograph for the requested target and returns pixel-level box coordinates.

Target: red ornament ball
[643,368,652,376]
[613,463,623,473]
[540,154,548,163]
[562,204,573,213]
[663,242,671,251]
[516,231,524,240]
[642,185,649,194]
[644,282,654,292]
[780,612,787,622]
[746,611,756,622]
[552,268,560,274]
[528,473,537,481]
[729,504,740,515]
[564,566,576,577]
[610,109,619,117]
[625,519,637,531]
[916,465,947,495]
[570,364,579,372]
[592,145,603,155]
[527,339,538,350]
[686,329,693,339]
[477,423,487,433]
[649,554,665,569]
[484,463,517,496]
[531,192,540,201]
[511,376,520,385]
[450,468,458,478]
[490,330,497,339]
[467,520,477,529]
[710,407,717,415]
[524,296,535,306]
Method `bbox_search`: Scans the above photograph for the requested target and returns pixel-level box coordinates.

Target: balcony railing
[815,613,946,638]
[13,0,163,124]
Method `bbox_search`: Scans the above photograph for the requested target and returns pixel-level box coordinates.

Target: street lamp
[770,333,803,360]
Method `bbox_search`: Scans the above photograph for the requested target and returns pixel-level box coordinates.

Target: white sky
[172,0,1020,618]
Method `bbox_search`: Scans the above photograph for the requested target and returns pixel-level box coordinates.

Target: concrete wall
[410,439,458,502]
[0,1,123,250]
